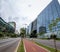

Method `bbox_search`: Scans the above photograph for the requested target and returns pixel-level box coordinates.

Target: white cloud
[0,0,60,32]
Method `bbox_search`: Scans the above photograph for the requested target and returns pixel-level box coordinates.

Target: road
[0,38,21,52]
[32,39,60,50]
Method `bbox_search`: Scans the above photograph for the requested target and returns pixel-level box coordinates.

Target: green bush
[0,32,4,37]
[50,34,57,39]
[10,33,17,37]
[0,31,18,38]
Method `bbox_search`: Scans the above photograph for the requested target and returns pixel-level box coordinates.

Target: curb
[23,39,26,52]
[33,42,50,52]
[14,40,21,52]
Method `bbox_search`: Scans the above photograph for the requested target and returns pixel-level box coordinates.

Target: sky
[0,0,60,32]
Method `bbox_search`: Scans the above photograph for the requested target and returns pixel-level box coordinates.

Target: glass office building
[0,17,15,33]
[27,0,60,38]
[37,0,60,38]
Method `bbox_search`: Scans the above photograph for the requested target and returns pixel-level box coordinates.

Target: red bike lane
[23,39,49,52]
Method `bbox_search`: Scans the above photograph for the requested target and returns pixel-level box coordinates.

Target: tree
[49,23,53,32]
[20,28,26,38]
[49,18,60,33]
[48,17,60,52]
[0,32,4,37]
[56,18,60,22]
[30,30,37,38]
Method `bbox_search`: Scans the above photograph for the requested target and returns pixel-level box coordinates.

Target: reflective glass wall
[37,0,60,33]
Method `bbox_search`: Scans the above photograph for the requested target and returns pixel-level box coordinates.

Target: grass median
[17,39,24,52]
[34,41,60,52]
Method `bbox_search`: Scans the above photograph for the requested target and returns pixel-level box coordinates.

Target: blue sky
[0,0,60,32]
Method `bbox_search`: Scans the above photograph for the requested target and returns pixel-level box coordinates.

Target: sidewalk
[23,39,48,52]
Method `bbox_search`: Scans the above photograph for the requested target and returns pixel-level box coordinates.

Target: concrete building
[26,26,29,35]
[26,24,32,35]
[27,0,60,38]
[32,19,37,33]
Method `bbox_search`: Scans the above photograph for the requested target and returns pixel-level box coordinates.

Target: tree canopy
[20,28,26,37]
[49,17,60,32]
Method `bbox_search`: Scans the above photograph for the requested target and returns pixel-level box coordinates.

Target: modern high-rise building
[37,0,60,38]
[8,22,16,33]
[0,17,6,32]
[27,0,60,38]
[37,0,60,32]
[0,17,15,33]
[8,22,16,29]
[26,24,31,35]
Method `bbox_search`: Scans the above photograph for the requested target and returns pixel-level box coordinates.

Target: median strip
[17,39,24,52]
[34,41,60,52]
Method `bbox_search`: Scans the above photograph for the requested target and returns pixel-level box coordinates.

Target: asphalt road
[0,38,21,52]
[32,39,60,50]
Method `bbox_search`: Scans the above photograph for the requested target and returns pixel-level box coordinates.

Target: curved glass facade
[37,0,60,33]
[0,17,15,33]
[27,0,60,38]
